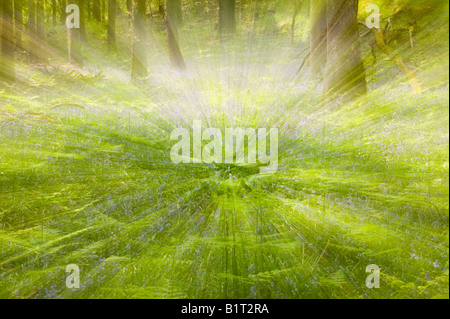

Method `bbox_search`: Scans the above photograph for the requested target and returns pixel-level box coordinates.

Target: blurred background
[0,0,448,299]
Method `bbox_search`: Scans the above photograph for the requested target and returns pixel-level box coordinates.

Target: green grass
[0,18,448,299]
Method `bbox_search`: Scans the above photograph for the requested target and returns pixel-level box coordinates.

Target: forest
[0,0,448,299]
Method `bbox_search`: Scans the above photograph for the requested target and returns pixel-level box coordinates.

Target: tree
[93,0,102,21]
[166,0,186,69]
[218,0,235,38]
[310,0,327,77]
[52,0,57,25]
[324,0,366,100]
[36,0,46,62]
[79,0,87,40]
[0,0,15,81]
[15,0,24,49]
[126,0,132,14]
[131,0,148,78]
[108,0,117,51]
[102,0,106,21]
[290,0,300,45]
[27,0,36,33]
[175,0,183,27]
[125,0,132,26]
[60,0,67,24]
[27,0,39,62]
[158,0,165,17]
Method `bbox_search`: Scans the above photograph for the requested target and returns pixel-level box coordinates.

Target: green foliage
[0,0,448,299]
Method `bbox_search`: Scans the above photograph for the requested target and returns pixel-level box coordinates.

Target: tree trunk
[324,0,366,100]
[218,0,235,38]
[0,0,15,81]
[52,0,57,25]
[79,0,87,40]
[102,0,106,21]
[15,0,24,49]
[127,0,132,14]
[175,0,183,27]
[131,0,148,78]
[166,0,186,70]
[167,0,183,33]
[36,0,46,62]
[60,0,67,24]
[87,0,91,20]
[310,0,327,77]
[158,0,165,16]
[93,0,102,21]
[108,0,117,51]
[28,0,36,32]
[27,0,38,62]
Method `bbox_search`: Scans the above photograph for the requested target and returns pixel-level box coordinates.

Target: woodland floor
[0,27,448,299]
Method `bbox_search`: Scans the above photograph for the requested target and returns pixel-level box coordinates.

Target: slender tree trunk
[218,0,235,38]
[125,0,133,26]
[93,0,102,21]
[158,0,165,16]
[28,0,36,32]
[131,0,148,78]
[87,0,91,20]
[60,0,67,24]
[102,0,106,21]
[175,0,183,27]
[52,0,57,25]
[108,0,117,51]
[36,0,46,62]
[0,0,15,81]
[310,0,327,77]
[166,0,186,69]
[15,0,24,49]
[324,0,366,100]
[36,1,45,36]
[79,0,87,40]
[127,0,132,14]
[239,0,242,25]
[27,0,38,62]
